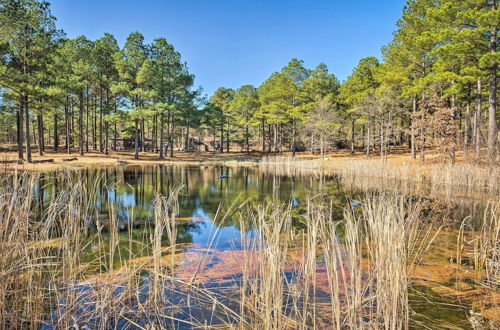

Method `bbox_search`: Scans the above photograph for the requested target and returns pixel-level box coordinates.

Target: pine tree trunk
[226,122,230,153]
[41,114,45,152]
[278,124,282,154]
[246,125,249,154]
[411,94,416,159]
[159,113,165,159]
[166,112,171,156]
[79,92,84,156]
[153,114,157,153]
[105,121,109,155]
[17,97,24,160]
[268,124,272,153]
[33,120,37,147]
[99,88,103,153]
[350,119,355,155]
[475,79,482,159]
[487,8,497,163]
[141,118,145,152]
[262,119,265,152]
[464,100,472,157]
[24,95,32,163]
[170,115,174,158]
[273,124,278,154]
[366,120,371,157]
[220,118,224,153]
[292,119,296,157]
[86,86,89,152]
[213,127,216,152]
[37,114,43,156]
[113,98,117,152]
[134,118,139,160]
[70,100,74,140]
[65,97,71,154]
[185,117,190,151]
[54,113,58,152]
[93,96,97,150]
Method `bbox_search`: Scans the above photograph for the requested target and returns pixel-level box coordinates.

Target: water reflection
[28,164,492,244]
[30,165,339,254]
[14,164,494,328]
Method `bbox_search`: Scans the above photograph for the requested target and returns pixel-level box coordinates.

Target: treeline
[0,0,198,162]
[0,0,498,164]
[207,0,499,163]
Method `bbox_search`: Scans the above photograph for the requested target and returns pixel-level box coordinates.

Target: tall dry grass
[319,194,438,329]
[458,201,500,287]
[431,163,500,193]
[260,156,324,177]
[259,156,500,203]
[0,169,442,329]
[0,171,205,328]
[235,194,437,329]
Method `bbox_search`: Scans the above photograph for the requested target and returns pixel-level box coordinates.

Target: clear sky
[49,0,406,97]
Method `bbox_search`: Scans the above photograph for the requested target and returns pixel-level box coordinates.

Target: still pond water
[31,164,486,328]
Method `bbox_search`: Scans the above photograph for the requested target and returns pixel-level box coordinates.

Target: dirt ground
[0,143,484,172]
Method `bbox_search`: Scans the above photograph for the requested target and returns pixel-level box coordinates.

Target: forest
[0,0,498,164]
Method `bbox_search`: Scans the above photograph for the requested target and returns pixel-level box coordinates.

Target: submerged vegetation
[0,167,497,328]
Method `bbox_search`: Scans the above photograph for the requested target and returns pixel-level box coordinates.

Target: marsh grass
[233,194,438,329]
[431,164,500,193]
[0,169,458,329]
[458,201,500,287]
[260,156,500,194]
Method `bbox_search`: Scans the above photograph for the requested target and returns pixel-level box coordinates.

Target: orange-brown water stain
[172,248,256,283]
[77,226,498,325]
[410,228,499,325]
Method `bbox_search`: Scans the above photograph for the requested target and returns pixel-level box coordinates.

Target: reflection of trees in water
[29,164,342,224]
[10,165,492,248]
[34,165,488,228]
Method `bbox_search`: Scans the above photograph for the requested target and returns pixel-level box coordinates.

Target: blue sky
[49,0,406,97]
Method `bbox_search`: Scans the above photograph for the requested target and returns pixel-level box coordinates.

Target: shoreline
[0,147,461,172]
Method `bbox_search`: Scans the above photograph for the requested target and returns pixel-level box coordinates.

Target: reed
[482,202,500,287]
[0,169,446,328]
[237,202,299,329]
[430,164,500,193]
[233,193,437,329]
[319,194,438,329]
[459,201,500,286]
[258,156,500,204]
[260,155,325,177]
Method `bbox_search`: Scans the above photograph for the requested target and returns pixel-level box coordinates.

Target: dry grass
[0,168,483,329]
[258,157,500,204]
[431,164,500,193]
[231,193,438,329]
[458,201,500,288]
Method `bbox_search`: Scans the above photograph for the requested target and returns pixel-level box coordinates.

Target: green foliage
[0,0,60,96]
[231,84,259,127]
[258,72,296,124]
[210,87,234,126]
[0,0,497,160]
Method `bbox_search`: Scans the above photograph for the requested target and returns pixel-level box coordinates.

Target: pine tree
[0,0,60,162]
[231,84,259,153]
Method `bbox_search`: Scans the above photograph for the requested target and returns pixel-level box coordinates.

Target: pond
[33,165,348,251]
[5,164,496,328]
